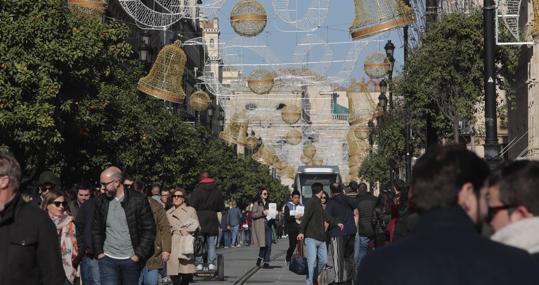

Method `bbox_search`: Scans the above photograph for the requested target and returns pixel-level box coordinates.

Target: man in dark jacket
[284,190,303,264]
[93,166,156,285]
[298,183,343,285]
[358,145,539,285]
[326,182,358,284]
[0,154,65,285]
[76,196,100,285]
[190,171,224,271]
[352,181,376,273]
[488,160,539,263]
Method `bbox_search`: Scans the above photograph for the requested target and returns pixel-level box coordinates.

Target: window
[210,39,214,48]
[245,103,257,111]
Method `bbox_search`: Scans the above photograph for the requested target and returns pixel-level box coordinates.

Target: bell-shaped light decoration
[68,0,107,17]
[138,40,187,103]
[364,52,391,79]
[189,90,211,112]
[281,104,302,124]
[230,0,268,37]
[350,0,414,40]
[247,68,274,94]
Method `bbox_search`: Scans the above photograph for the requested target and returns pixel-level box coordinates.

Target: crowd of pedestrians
[2,143,539,285]
[286,145,539,285]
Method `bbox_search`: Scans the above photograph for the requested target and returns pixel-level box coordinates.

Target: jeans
[98,256,141,285]
[305,238,327,285]
[195,234,217,266]
[354,234,370,267]
[139,266,159,285]
[230,225,240,246]
[258,222,272,262]
[241,228,251,245]
[80,256,101,285]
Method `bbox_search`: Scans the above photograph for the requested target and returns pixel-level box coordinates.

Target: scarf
[491,217,539,254]
[52,214,78,283]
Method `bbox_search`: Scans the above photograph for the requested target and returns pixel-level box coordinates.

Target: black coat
[190,180,224,235]
[0,194,65,285]
[358,206,539,285]
[93,189,156,261]
[355,192,376,238]
[75,198,96,258]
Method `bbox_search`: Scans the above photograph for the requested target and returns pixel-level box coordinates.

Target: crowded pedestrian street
[3,0,539,284]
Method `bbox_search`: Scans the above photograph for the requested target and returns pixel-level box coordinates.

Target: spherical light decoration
[189,90,211,112]
[230,0,268,37]
[281,104,301,124]
[247,68,274,94]
[286,129,302,145]
[364,52,391,79]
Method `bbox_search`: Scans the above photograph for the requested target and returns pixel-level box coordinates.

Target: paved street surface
[193,238,305,285]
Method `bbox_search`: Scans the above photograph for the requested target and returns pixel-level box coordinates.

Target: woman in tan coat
[166,187,200,285]
[251,187,272,268]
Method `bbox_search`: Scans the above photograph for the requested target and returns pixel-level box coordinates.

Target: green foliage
[0,0,289,207]
[395,11,520,144]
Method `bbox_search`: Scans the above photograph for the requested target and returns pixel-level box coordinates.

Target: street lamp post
[384,40,395,111]
[378,79,388,115]
[139,31,151,69]
[208,105,214,131]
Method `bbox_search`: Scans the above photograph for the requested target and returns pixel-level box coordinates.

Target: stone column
[529,27,539,159]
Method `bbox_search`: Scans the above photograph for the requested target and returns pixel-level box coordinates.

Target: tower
[200,17,223,83]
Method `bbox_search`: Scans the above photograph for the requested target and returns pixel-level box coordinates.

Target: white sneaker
[208,264,216,271]
[196,264,203,271]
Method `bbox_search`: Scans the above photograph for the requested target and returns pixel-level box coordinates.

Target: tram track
[233,249,287,285]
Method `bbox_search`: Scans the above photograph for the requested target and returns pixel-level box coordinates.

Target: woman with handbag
[251,187,272,268]
[166,187,200,285]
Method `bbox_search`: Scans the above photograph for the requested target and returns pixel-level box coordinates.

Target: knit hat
[38,171,60,187]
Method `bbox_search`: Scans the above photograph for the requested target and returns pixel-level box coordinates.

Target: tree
[395,11,520,145]
[0,0,290,206]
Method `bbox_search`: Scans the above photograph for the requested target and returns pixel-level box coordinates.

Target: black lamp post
[208,105,214,130]
[384,40,395,111]
[139,31,151,69]
[218,109,225,131]
[378,79,388,114]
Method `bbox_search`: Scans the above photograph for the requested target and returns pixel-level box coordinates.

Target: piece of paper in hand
[296,205,305,215]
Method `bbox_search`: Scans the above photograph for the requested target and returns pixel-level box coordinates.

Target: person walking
[76,192,101,285]
[350,182,376,284]
[190,171,224,271]
[284,190,303,265]
[137,184,172,285]
[252,187,273,268]
[93,166,156,285]
[298,183,343,285]
[326,183,358,285]
[358,145,539,285]
[0,154,65,285]
[68,181,92,219]
[35,170,61,206]
[228,200,243,247]
[42,190,79,285]
[220,207,231,248]
[488,160,539,262]
[241,206,252,246]
[166,187,200,285]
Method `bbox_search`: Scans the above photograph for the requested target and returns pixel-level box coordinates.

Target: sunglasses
[41,185,55,191]
[51,201,68,208]
[100,180,117,187]
[487,205,516,221]
[173,194,184,198]
[262,192,269,196]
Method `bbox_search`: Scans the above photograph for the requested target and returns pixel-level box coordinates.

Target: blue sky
[202,0,414,85]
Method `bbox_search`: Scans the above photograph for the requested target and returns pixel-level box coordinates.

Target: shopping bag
[193,231,206,257]
[289,240,307,275]
[318,265,336,285]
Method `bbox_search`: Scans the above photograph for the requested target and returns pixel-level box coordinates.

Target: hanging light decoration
[364,52,391,79]
[286,128,302,145]
[68,0,107,17]
[230,0,268,37]
[189,90,211,112]
[281,104,301,124]
[247,68,275,94]
[349,0,414,40]
[138,41,187,103]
